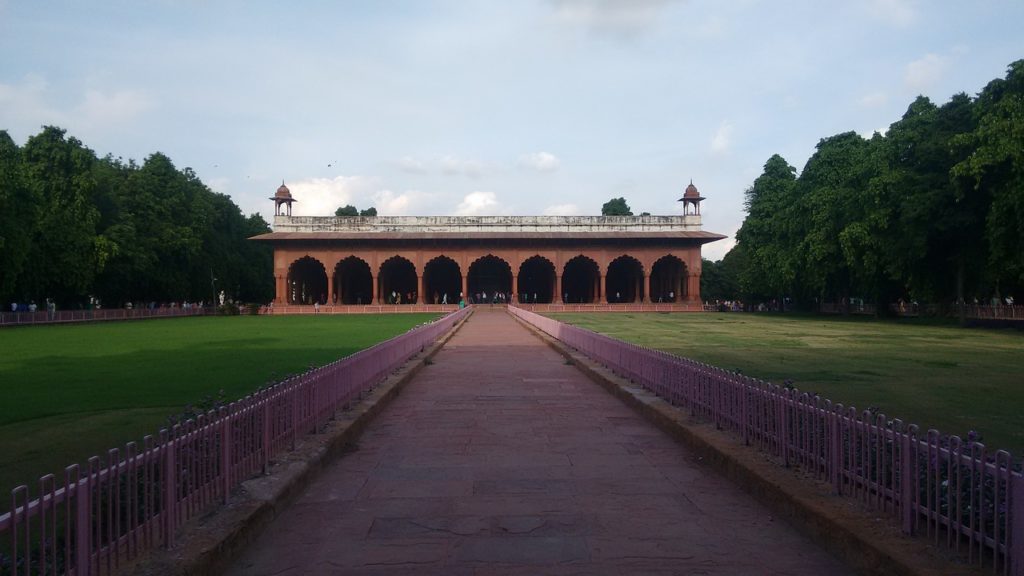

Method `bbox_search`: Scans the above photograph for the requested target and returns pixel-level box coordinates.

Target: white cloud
[518,151,561,172]
[0,75,60,137]
[866,0,918,28]
[77,89,154,128]
[396,156,428,174]
[858,91,888,108]
[0,76,154,141]
[372,188,437,215]
[904,54,947,92]
[951,44,970,56]
[542,203,580,216]
[550,0,682,37]
[440,155,485,178]
[858,125,890,139]
[454,191,499,215]
[206,177,231,194]
[710,121,733,154]
[288,175,380,217]
[702,235,735,262]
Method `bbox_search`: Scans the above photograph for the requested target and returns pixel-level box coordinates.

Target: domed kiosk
[269,182,296,216]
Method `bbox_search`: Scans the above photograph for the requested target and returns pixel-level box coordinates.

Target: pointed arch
[287,256,327,305]
[517,255,556,303]
[424,255,462,304]
[467,254,512,303]
[333,256,372,305]
[606,255,644,303]
[562,255,600,304]
[649,255,688,302]
[379,255,418,304]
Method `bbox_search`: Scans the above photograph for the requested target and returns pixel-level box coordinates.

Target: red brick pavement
[227,308,851,575]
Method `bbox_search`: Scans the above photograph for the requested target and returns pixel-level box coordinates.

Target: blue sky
[2,0,1022,260]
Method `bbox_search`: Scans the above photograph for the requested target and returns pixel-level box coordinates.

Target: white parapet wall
[273,214,704,233]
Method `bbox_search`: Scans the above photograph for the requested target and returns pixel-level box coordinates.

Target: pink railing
[0,307,211,327]
[509,306,1024,575]
[266,304,461,315]
[0,306,470,576]
[960,305,1024,320]
[514,302,705,313]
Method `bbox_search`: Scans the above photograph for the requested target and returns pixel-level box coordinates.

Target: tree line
[0,126,274,309]
[703,60,1024,312]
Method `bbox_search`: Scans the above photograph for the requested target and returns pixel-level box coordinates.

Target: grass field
[0,314,438,499]
[551,312,1024,455]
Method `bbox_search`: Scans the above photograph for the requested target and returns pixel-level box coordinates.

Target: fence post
[780,389,790,467]
[221,409,231,504]
[741,382,749,446]
[163,431,177,549]
[75,472,91,576]
[900,431,914,534]
[291,384,300,450]
[1011,472,1024,576]
[831,406,843,494]
[262,398,272,474]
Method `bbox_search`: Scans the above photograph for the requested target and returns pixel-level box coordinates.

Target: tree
[335,205,358,217]
[796,132,881,307]
[0,126,277,307]
[20,127,102,306]
[700,247,747,303]
[601,197,632,216]
[734,154,800,304]
[359,207,377,216]
[726,61,1024,313]
[871,94,980,311]
[0,131,33,302]
[952,60,1024,294]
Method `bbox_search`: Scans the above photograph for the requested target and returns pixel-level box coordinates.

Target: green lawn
[550,312,1024,455]
[0,314,437,498]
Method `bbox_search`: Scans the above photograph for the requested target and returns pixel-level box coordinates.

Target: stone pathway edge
[511,312,982,576]
[125,310,474,576]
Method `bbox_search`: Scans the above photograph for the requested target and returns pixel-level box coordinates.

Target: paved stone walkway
[227,308,851,575]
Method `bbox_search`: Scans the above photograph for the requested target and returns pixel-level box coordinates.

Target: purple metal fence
[509,305,1024,575]
[0,307,470,576]
[0,307,211,327]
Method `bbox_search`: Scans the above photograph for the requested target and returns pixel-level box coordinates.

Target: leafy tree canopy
[0,126,274,307]
[601,197,633,216]
[720,60,1024,310]
[335,205,378,217]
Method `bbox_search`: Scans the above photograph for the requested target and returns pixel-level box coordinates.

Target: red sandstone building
[252,182,724,310]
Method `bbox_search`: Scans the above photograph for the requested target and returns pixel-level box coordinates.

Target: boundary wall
[509,305,1024,575]
[0,307,210,327]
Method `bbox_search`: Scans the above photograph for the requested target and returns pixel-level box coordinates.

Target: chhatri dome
[270,181,296,216]
[678,180,705,215]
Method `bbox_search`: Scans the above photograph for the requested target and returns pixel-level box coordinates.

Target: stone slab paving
[227,308,852,575]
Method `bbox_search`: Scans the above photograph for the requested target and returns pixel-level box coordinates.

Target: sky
[2,1,1023,261]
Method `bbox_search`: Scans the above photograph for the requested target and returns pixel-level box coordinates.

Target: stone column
[418,275,425,304]
[599,273,607,304]
[327,274,335,306]
[638,272,646,303]
[511,274,518,304]
[687,274,700,302]
[556,275,563,303]
[275,274,286,304]
[371,275,378,305]
[461,275,468,304]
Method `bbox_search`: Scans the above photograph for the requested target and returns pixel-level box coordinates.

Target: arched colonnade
[278,250,700,305]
